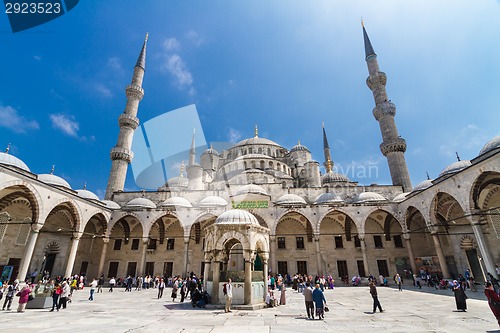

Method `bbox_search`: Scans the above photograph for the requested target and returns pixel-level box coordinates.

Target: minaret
[105,34,148,200]
[187,128,204,190]
[188,128,196,167]
[362,22,412,191]
[322,122,333,173]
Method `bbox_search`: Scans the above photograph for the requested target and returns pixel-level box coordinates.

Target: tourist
[312,284,327,320]
[136,275,143,291]
[2,280,17,311]
[158,278,165,299]
[16,284,31,313]
[171,279,178,302]
[369,280,383,313]
[302,282,314,319]
[89,278,98,301]
[395,273,402,291]
[109,277,116,292]
[280,281,286,305]
[452,280,467,311]
[224,278,233,313]
[97,275,105,293]
[485,281,500,327]
[59,281,70,310]
[49,281,61,312]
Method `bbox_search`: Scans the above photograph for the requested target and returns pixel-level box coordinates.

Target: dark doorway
[466,249,485,283]
[145,262,154,276]
[79,261,89,276]
[164,262,173,277]
[357,260,366,277]
[44,253,57,275]
[126,262,137,277]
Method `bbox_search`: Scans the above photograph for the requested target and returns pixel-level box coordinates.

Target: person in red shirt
[485,281,500,327]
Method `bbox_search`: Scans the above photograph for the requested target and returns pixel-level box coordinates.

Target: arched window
[258,147,262,154]
[267,148,271,156]
[260,160,265,170]
[269,161,273,169]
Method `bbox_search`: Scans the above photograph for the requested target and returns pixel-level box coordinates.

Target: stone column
[262,257,269,302]
[470,218,497,278]
[431,233,450,278]
[138,239,149,276]
[405,237,417,275]
[314,236,322,276]
[97,238,110,277]
[203,260,211,291]
[360,237,370,277]
[17,223,41,281]
[269,236,276,274]
[212,260,221,304]
[64,232,82,278]
[244,259,252,305]
[183,239,189,277]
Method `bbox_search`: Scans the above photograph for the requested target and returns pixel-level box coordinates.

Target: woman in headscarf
[312,284,327,320]
[485,281,500,327]
[452,280,467,311]
[280,282,286,305]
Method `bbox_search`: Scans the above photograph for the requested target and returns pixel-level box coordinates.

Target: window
[337,260,348,278]
[354,235,361,248]
[163,262,173,277]
[334,236,344,248]
[297,261,308,275]
[127,262,137,277]
[131,239,140,250]
[167,238,175,250]
[147,239,157,250]
[108,262,119,278]
[278,261,288,276]
[377,260,389,277]
[357,260,366,277]
[277,237,286,249]
[296,237,304,249]
[113,239,122,250]
[373,235,383,248]
[145,262,154,276]
[393,235,404,248]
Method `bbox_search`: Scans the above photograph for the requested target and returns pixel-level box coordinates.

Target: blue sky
[0,1,499,198]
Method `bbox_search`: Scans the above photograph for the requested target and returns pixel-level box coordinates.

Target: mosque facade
[0,26,499,288]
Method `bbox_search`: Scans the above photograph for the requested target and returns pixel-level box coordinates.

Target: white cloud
[162,54,193,87]
[94,83,113,98]
[33,55,41,61]
[0,105,39,133]
[227,128,242,143]
[163,38,180,51]
[49,114,79,137]
[186,31,204,46]
[107,57,123,73]
[438,124,488,158]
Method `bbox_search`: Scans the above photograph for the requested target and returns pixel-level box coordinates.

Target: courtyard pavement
[0,283,499,333]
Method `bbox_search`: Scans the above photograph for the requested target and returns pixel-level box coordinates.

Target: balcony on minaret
[380,138,407,156]
[366,71,387,90]
[372,101,396,120]
[118,114,140,130]
[110,146,134,163]
[125,84,144,101]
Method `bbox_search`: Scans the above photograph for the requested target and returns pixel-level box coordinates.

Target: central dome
[215,209,258,225]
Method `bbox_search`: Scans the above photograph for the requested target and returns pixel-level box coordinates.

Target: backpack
[223,283,227,295]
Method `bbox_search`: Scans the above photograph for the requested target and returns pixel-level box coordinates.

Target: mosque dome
[38,173,71,189]
[125,197,156,209]
[353,192,387,203]
[439,160,472,177]
[199,196,228,207]
[0,151,30,172]
[235,136,282,148]
[314,192,343,205]
[479,136,500,155]
[392,193,409,203]
[276,193,307,206]
[202,146,219,155]
[76,189,100,201]
[159,197,192,208]
[236,184,269,196]
[215,209,258,225]
[412,179,433,192]
[101,200,121,209]
[290,142,310,153]
[321,171,351,184]
[167,175,188,188]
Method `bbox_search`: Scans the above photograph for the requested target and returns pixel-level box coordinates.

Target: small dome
[439,160,472,177]
[202,146,219,155]
[215,209,259,225]
[314,192,343,205]
[159,197,192,208]
[38,173,71,189]
[479,136,500,155]
[167,175,188,188]
[199,196,228,207]
[101,200,121,209]
[392,193,409,203]
[76,189,100,201]
[0,152,30,171]
[276,193,307,206]
[321,171,350,184]
[290,142,310,153]
[412,179,433,192]
[236,184,269,196]
[126,197,156,209]
[353,192,387,203]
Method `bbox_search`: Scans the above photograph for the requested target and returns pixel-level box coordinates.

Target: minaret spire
[189,128,196,166]
[363,22,412,192]
[254,125,258,138]
[322,122,334,173]
[5,143,10,154]
[105,35,148,200]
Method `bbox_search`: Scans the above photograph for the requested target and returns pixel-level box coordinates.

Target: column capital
[102,237,111,244]
[142,238,149,244]
[31,222,43,232]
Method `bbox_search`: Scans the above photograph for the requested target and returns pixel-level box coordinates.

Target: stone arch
[214,230,251,251]
[0,181,42,223]
[429,192,469,234]
[44,198,82,232]
[275,211,314,243]
[460,235,475,250]
[44,241,60,254]
[317,208,358,235]
[470,171,500,210]
[250,212,269,229]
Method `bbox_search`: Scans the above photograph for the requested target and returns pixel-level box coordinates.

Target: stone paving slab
[0,285,498,333]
